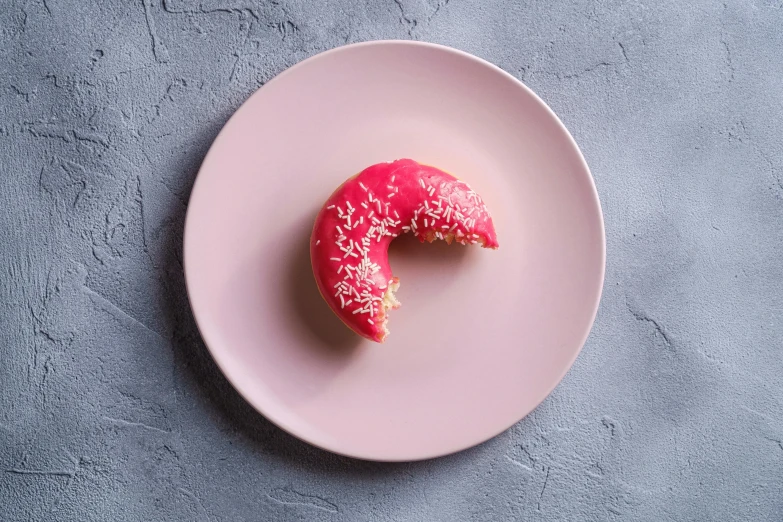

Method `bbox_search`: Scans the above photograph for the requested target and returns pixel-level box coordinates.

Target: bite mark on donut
[376,278,401,342]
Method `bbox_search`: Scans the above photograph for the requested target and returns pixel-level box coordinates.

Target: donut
[310,159,499,342]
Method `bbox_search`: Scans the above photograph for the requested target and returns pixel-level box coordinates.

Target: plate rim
[183,39,606,462]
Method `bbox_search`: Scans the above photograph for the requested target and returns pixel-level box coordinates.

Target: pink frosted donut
[310,159,499,342]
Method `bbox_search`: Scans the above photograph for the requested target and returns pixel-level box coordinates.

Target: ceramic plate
[184,41,605,461]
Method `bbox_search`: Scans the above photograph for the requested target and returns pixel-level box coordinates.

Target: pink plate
[184,41,605,461]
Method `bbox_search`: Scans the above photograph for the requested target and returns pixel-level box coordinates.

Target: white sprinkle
[367,318,374,325]
[428,186,435,196]
[337,207,344,216]
[347,215,352,227]
[419,179,426,188]
[376,200,382,214]
[368,193,374,202]
[361,202,368,209]
[391,175,396,182]
[387,184,395,190]
[393,210,399,218]
[346,201,354,211]
[359,182,368,191]
[349,251,359,258]
[327,204,335,209]
[368,210,375,218]
[345,299,353,306]
[424,200,429,209]
[337,265,344,274]
[333,282,341,288]
[316,240,321,245]
[336,225,343,234]
[424,218,429,227]
[388,193,395,198]
[339,294,345,308]
[359,216,364,225]
[450,223,458,231]
[352,308,362,314]
[330,257,341,262]
[402,226,410,232]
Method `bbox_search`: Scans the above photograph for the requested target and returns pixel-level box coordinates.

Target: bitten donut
[310,159,499,342]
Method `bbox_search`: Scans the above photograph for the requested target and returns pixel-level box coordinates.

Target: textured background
[1,0,782,520]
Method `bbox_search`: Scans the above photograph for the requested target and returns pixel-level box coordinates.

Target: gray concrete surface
[1,0,782,520]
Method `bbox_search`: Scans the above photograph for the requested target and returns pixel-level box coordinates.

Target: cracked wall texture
[1,0,782,520]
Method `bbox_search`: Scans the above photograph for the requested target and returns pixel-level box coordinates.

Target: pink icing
[310,159,499,342]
